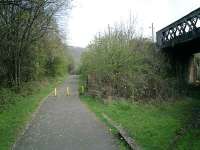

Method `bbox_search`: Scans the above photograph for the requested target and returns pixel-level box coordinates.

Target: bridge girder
[156,7,200,54]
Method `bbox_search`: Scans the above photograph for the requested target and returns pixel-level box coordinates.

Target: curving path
[13,75,118,150]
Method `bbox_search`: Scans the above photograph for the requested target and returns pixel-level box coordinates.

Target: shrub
[0,89,21,111]
[80,23,181,101]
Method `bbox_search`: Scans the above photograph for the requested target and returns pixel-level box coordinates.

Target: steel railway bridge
[156,7,200,83]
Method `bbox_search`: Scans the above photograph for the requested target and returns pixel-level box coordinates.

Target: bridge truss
[157,7,200,49]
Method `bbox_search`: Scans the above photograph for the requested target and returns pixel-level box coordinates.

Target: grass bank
[0,76,66,150]
[80,96,200,150]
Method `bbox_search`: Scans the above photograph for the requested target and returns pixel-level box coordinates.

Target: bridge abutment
[166,52,199,84]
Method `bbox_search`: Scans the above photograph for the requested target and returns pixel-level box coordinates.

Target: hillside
[67,46,85,66]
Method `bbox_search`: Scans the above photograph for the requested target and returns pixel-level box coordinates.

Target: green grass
[0,76,66,150]
[80,96,200,150]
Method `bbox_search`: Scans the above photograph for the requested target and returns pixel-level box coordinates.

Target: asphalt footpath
[13,75,118,150]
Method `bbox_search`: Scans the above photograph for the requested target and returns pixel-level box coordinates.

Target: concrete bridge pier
[188,55,195,84]
[168,53,198,84]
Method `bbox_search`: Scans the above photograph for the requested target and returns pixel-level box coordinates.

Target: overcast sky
[59,0,200,47]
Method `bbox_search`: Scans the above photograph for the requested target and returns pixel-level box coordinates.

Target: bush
[0,89,21,112]
[80,23,181,101]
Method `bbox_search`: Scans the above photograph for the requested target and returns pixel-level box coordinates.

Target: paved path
[14,75,118,150]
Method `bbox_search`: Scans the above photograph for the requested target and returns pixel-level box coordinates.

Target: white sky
[59,0,200,47]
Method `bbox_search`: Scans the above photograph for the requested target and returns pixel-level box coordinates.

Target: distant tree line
[80,21,181,101]
[0,0,73,87]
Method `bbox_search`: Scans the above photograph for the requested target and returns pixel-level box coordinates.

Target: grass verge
[0,75,66,150]
[80,96,200,150]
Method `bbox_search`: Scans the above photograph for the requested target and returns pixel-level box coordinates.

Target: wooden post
[81,85,84,94]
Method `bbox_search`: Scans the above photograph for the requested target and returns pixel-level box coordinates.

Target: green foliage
[80,23,179,101]
[0,89,22,112]
[81,96,200,150]
[0,0,72,86]
[35,31,73,78]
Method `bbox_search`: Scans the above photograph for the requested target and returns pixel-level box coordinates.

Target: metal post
[151,23,154,42]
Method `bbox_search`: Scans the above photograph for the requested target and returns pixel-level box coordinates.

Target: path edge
[11,79,64,150]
